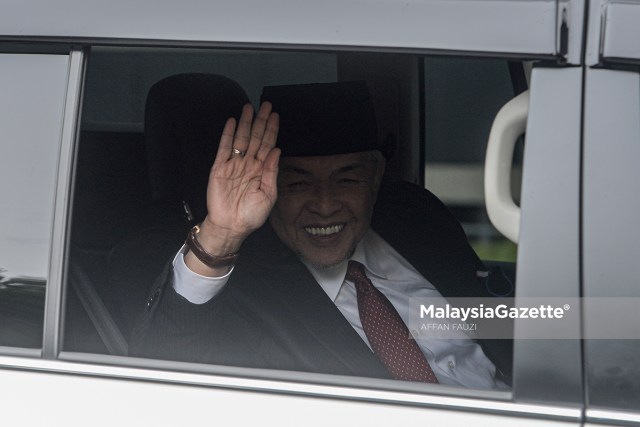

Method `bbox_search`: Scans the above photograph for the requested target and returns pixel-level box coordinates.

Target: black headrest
[144,73,249,222]
[372,180,485,297]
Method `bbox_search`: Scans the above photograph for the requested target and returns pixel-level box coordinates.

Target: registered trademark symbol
[564,304,570,310]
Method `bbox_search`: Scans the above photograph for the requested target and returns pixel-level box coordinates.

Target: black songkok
[261,81,378,157]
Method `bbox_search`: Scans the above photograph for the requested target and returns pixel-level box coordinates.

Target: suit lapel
[244,225,392,379]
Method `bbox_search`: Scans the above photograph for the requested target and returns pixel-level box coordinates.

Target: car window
[0,53,69,349]
[63,45,524,393]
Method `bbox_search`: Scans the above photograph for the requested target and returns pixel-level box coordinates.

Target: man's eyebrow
[280,165,313,176]
[333,163,365,175]
[280,162,366,176]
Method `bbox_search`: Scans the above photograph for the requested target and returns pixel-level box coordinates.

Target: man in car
[132,81,505,389]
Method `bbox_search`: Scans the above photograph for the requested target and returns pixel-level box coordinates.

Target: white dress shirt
[173,229,503,390]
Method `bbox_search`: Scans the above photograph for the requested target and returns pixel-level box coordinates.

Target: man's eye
[338,178,362,185]
[287,181,310,188]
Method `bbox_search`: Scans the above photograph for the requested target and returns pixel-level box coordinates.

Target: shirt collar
[350,230,388,280]
[302,230,388,302]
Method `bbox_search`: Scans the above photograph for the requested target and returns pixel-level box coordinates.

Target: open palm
[203,102,280,245]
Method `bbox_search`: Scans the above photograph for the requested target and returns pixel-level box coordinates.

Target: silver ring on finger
[232,148,246,157]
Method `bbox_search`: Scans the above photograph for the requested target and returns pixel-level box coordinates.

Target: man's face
[269,151,384,269]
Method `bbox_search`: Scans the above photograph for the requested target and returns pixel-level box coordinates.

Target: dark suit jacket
[130,181,513,382]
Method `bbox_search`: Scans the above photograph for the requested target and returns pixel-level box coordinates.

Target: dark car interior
[58,46,522,385]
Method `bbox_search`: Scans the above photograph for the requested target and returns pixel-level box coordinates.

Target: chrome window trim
[0,354,582,422]
[0,347,42,359]
[586,409,640,426]
[59,351,509,401]
[42,48,86,359]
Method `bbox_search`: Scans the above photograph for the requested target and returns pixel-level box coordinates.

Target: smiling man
[271,151,384,270]
[132,81,504,389]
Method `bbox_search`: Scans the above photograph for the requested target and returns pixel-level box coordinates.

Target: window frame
[51,43,579,421]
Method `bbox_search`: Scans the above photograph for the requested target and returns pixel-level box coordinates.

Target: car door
[0,1,590,425]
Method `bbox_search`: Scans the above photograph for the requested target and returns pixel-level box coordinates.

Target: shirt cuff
[172,245,233,304]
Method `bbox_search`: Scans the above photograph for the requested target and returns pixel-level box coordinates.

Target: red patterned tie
[346,260,439,383]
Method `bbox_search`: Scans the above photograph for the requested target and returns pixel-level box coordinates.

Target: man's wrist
[185,224,238,268]
[182,221,244,277]
[199,217,245,253]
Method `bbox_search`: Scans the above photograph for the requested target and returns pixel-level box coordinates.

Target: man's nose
[307,185,341,217]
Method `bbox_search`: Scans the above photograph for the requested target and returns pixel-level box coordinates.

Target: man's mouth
[304,224,345,236]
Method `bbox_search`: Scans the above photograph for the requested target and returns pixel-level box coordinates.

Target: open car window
[62,46,523,392]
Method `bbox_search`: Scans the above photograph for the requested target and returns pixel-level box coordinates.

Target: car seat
[67,74,250,354]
